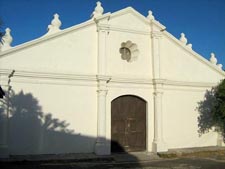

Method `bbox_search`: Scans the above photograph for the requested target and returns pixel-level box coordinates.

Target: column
[151,31,162,79]
[151,31,168,152]
[152,82,167,152]
[97,24,109,75]
[95,77,110,155]
[95,23,110,155]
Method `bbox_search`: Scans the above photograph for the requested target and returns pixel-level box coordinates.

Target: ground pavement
[0,147,225,169]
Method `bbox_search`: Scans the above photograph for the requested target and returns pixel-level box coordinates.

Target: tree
[197,79,225,142]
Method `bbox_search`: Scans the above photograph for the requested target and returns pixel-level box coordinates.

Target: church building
[0,2,224,157]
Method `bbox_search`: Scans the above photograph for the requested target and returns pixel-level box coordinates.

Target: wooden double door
[111,95,146,152]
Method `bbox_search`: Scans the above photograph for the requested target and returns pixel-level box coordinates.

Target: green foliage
[197,79,225,141]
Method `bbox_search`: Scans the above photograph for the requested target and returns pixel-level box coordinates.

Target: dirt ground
[1,149,225,169]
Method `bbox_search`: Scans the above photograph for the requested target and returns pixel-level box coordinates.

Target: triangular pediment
[0,7,165,57]
[0,5,224,78]
[107,7,164,32]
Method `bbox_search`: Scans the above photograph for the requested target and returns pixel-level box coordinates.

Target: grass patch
[158,150,225,159]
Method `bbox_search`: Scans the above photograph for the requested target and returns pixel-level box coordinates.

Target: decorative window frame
[119,41,139,62]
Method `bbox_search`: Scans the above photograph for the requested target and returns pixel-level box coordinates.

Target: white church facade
[0,2,224,157]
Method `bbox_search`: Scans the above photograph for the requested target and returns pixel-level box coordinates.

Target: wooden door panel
[136,120,145,132]
[128,119,136,132]
[111,95,146,152]
[112,120,125,133]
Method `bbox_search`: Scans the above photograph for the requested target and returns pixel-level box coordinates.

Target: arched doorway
[111,95,146,152]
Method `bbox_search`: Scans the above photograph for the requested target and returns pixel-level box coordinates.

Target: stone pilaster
[97,24,109,75]
[95,76,110,155]
[151,31,168,152]
[95,21,110,155]
[151,31,162,79]
[152,81,167,152]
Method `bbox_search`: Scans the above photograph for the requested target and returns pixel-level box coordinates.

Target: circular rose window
[119,41,139,62]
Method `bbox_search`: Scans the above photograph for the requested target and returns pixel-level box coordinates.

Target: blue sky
[0,0,225,67]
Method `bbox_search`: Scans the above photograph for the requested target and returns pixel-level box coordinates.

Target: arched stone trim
[110,93,148,103]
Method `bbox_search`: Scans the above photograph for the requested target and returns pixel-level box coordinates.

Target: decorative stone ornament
[217,64,223,70]
[209,53,223,70]
[178,33,193,50]
[46,13,62,35]
[179,33,187,45]
[147,10,155,21]
[210,53,217,65]
[187,43,192,49]
[120,41,139,62]
[0,28,13,51]
[91,1,104,19]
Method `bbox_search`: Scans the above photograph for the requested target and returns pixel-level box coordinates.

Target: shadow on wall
[0,90,96,155]
[196,89,216,136]
[0,90,142,167]
[196,87,225,143]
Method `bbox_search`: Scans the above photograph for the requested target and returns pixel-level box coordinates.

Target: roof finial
[91,1,104,19]
[187,43,192,49]
[147,10,155,21]
[0,28,13,51]
[46,13,62,35]
[210,53,217,65]
[217,64,223,70]
[179,33,187,45]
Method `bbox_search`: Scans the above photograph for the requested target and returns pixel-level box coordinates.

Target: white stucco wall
[0,24,97,74]
[98,10,153,78]
[159,33,224,149]
[109,10,150,32]
[161,35,224,83]
[4,77,98,155]
[107,31,152,77]
[163,86,218,149]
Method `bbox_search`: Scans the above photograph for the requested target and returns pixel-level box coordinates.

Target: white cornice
[0,69,97,82]
[151,20,166,30]
[110,76,152,85]
[163,79,217,88]
[94,12,111,22]
[98,23,150,35]
[109,76,217,88]
[0,69,219,88]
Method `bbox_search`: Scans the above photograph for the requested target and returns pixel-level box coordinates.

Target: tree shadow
[196,86,225,143]
[0,90,95,155]
[196,89,217,135]
[0,90,142,168]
